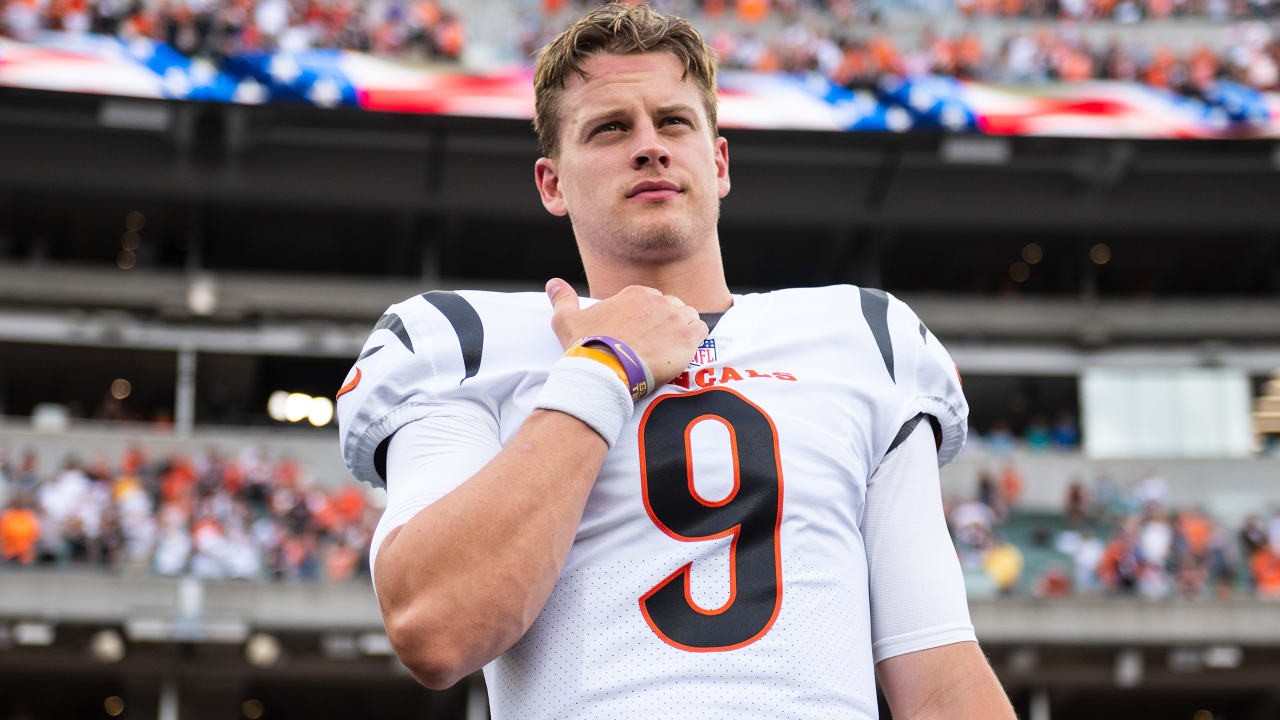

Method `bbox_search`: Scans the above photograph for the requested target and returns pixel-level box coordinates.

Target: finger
[546,278,580,313]
[665,294,686,309]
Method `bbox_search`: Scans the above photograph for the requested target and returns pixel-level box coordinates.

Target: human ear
[715,136,730,198]
[534,157,568,216]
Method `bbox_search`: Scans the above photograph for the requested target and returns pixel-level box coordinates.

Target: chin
[617,220,695,261]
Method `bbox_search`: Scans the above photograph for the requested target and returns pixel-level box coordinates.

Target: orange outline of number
[636,385,785,653]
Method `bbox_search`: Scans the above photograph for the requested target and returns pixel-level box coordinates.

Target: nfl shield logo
[690,338,717,366]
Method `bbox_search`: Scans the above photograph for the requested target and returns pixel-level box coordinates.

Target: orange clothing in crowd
[332,486,366,525]
[1251,547,1280,597]
[1001,466,1024,506]
[736,0,770,24]
[1,508,41,564]
[436,17,464,59]
[1178,512,1212,555]
[1097,539,1129,586]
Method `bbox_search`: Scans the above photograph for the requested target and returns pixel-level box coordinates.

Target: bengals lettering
[669,367,797,390]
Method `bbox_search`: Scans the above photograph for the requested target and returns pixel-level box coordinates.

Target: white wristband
[534,355,635,447]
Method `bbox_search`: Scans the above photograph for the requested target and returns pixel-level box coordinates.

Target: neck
[582,238,733,313]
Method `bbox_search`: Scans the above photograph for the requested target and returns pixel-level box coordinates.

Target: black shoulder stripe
[859,287,895,382]
[373,313,413,354]
[422,290,484,383]
[358,344,385,361]
[919,321,928,344]
[885,413,942,457]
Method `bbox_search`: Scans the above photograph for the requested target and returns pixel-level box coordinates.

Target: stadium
[2,0,1280,718]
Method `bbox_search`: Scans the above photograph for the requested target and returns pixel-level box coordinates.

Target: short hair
[532,2,718,158]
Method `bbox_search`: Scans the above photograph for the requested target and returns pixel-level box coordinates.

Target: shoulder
[750,284,930,351]
[337,290,552,487]
[762,285,968,465]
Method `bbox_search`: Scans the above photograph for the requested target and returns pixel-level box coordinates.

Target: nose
[629,123,671,170]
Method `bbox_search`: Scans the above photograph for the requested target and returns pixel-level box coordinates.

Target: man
[337,4,1015,718]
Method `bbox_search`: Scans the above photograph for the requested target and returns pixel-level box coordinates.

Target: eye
[591,121,623,137]
[661,116,690,127]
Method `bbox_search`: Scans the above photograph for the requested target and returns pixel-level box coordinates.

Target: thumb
[545,278,580,313]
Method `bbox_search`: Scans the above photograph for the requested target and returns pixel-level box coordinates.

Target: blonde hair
[532,3,718,158]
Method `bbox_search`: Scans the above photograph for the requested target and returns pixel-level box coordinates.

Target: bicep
[370,411,503,586]
[862,419,975,664]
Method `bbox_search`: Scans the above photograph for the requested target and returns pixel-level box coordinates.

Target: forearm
[920,656,1016,720]
[374,408,608,688]
[879,642,1016,720]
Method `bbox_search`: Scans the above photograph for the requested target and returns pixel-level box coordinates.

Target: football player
[338,4,1016,718]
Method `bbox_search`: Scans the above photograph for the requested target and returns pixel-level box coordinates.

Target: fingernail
[545,279,560,300]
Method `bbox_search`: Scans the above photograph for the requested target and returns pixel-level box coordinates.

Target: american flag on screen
[1,31,1274,139]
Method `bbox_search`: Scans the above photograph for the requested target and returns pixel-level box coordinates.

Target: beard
[578,197,720,266]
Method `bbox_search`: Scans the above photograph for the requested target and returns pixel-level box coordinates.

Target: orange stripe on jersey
[336,367,362,399]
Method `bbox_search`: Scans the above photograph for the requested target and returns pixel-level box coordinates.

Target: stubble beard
[591,199,719,266]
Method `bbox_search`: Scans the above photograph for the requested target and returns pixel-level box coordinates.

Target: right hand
[546,278,708,388]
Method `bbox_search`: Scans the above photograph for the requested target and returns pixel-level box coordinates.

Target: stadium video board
[2,30,1277,138]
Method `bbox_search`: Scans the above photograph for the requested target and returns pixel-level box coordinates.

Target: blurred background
[2,0,1280,718]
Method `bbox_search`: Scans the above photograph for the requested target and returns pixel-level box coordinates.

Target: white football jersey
[338,285,973,720]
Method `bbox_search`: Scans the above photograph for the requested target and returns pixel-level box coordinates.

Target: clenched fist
[546,278,708,388]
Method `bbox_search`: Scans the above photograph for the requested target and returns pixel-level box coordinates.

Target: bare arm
[877,641,1016,720]
[373,280,706,690]
[375,408,607,689]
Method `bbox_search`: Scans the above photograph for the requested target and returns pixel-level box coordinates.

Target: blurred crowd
[0,0,464,60]
[973,411,1080,453]
[948,465,1280,599]
[710,22,1280,94]
[0,445,377,582]
[523,2,1280,94]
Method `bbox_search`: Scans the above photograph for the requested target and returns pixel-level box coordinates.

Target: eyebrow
[656,104,698,120]
[579,108,627,138]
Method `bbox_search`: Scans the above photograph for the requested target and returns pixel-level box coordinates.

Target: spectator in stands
[1034,561,1071,597]
[1065,479,1089,526]
[985,418,1016,453]
[1000,464,1023,506]
[1137,505,1174,597]
[9,450,39,498]
[983,536,1024,595]
[154,502,192,575]
[950,494,998,567]
[1171,508,1214,598]
[977,469,999,509]
[1051,411,1080,448]
[1240,513,1269,557]
[1,492,41,565]
[1025,414,1051,451]
[1250,543,1280,597]
[1098,517,1141,593]
[1068,529,1105,594]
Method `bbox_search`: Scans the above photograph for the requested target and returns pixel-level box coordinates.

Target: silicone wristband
[564,345,629,387]
[576,335,654,401]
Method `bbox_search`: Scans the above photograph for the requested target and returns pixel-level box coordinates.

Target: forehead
[562,52,702,123]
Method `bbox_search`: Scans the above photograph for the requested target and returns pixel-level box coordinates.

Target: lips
[627,180,681,199]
